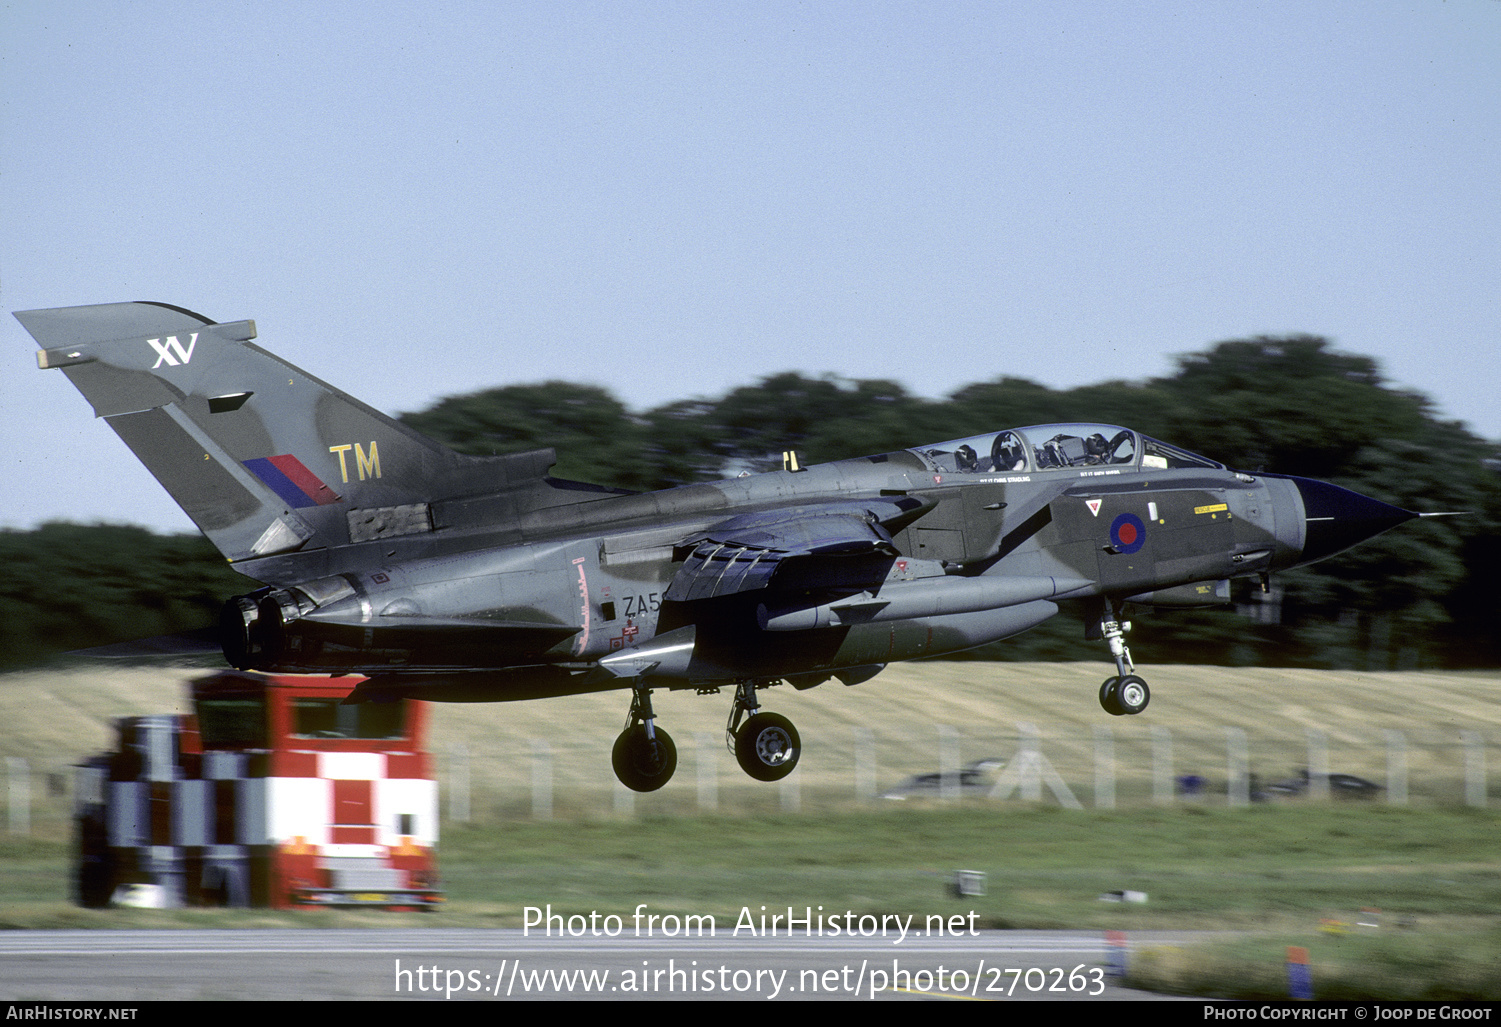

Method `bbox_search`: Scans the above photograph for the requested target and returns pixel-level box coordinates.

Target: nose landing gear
[1097,610,1150,717]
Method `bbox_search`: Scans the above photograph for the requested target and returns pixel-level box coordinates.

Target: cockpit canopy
[910,423,1224,476]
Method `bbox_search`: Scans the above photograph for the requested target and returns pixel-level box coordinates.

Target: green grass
[5,803,1501,997]
[1129,931,1501,1000]
[9,804,1501,932]
[423,805,1501,934]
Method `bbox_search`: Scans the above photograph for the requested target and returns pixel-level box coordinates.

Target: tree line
[3,335,1496,672]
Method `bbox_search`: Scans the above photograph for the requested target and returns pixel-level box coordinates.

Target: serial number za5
[621,593,662,617]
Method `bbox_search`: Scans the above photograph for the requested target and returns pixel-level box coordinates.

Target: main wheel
[1099,676,1124,716]
[1114,675,1150,715]
[612,724,678,792]
[735,712,801,781]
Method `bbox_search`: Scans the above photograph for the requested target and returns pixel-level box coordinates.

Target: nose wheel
[1097,609,1151,716]
[1099,674,1150,716]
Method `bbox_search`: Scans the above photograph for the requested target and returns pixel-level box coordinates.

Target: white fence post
[780,768,800,812]
[853,728,876,802]
[695,733,718,812]
[1306,729,1329,801]
[448,744,470,823]
[1462,731,1486,807]
[7,758,29,837]
[1151,726,1173,804]
[530,740,552,821]
[613,777,635,816]
[1093,725,1115,809]
[1384,730,1407,805]
[1225,728,1249,807]
[938,725,960,802]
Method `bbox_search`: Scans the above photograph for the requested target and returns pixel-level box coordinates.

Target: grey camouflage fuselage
[18,301,1416,788]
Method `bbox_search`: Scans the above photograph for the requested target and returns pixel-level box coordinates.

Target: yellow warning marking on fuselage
[1194,503,1228,515]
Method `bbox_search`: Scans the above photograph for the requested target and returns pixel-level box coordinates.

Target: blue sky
[3,1,1498,533]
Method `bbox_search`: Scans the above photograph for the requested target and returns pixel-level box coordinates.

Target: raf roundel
[1110,512,1147,555]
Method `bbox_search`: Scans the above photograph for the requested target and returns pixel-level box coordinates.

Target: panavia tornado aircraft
[16,302,1420,791]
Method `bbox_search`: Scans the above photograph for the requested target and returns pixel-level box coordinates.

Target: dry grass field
[2,661,1497,823]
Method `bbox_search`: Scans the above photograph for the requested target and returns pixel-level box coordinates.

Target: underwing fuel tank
[758,574,1091,631]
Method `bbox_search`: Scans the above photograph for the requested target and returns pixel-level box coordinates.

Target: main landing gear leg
[612,679,678,792]
[726,680,801,782]
[1097,608,1150,717]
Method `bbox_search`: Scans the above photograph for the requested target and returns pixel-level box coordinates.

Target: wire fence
[5,722,1494,833]
[436,721,1493,822]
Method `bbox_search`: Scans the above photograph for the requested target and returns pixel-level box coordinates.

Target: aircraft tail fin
[17,302,557,568]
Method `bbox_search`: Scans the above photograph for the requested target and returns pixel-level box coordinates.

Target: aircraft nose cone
[1291,476,1417,566]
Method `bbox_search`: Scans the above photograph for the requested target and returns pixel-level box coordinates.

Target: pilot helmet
[992,433,1026,471]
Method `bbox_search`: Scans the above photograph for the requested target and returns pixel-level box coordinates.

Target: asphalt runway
[0,928,1196,1001]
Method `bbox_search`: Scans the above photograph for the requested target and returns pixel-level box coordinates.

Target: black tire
[1114,675,1150,715]
[1099,676,1124,716]
[735,712,801,781]
[612,724,677,792]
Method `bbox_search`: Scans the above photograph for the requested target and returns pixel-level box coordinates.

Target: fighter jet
[16,301,1420,791]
